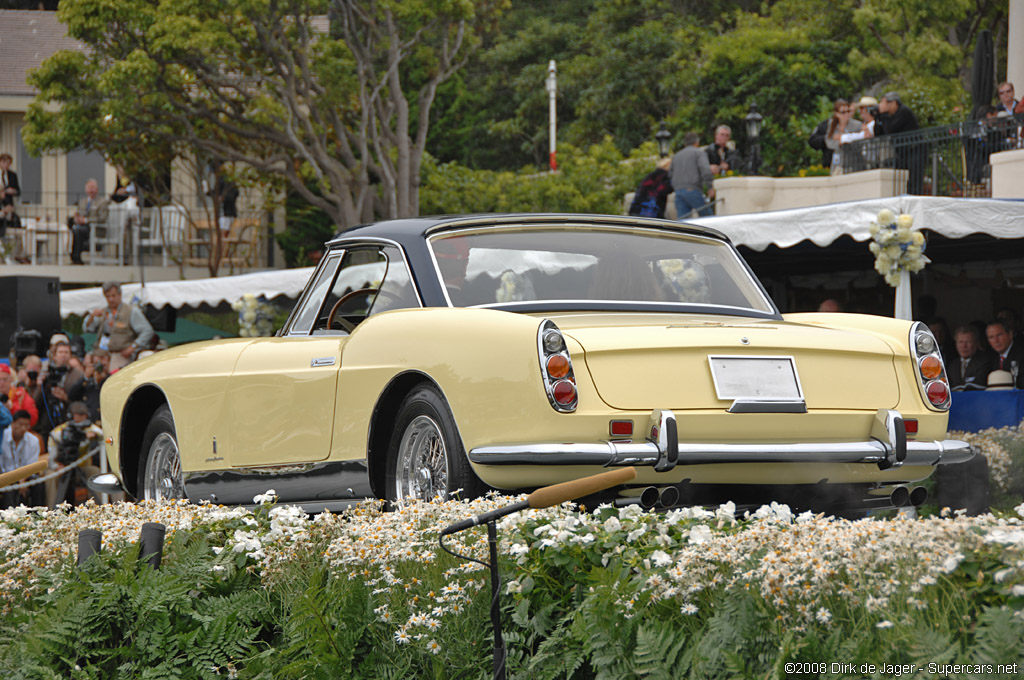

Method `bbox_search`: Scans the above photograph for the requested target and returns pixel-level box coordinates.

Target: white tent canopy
[60,267,315,318]
[688,196,1024,252]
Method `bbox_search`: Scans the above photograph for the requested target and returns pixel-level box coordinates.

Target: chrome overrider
[467,409,975,471]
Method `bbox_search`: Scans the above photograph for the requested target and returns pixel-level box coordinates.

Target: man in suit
[67,179,109,264]
[0,153,20,233]
[948,326,993,391]
[985,319,1024,388]
[875,92,923,194]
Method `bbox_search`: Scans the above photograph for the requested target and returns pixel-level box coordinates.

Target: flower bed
[2,494,1023,678]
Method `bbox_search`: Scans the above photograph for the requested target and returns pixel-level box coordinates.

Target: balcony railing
[840,114,1023,197]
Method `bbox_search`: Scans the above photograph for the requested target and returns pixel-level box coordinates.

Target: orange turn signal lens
[919,355,942,379]
[546,354,570,379]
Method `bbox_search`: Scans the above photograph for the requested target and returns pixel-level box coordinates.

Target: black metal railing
[840,114,1023,197]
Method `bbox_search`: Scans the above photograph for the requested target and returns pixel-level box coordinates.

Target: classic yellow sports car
[93,214,972,514]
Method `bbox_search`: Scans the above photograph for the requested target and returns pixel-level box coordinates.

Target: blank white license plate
[708,356,802,401]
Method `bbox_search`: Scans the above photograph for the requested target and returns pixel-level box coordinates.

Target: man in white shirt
[1,410,43,508]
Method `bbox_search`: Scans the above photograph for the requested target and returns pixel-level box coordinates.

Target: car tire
[137,405,186,501]
[385,383,484,502]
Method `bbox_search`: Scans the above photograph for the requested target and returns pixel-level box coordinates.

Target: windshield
[428,226,774,314]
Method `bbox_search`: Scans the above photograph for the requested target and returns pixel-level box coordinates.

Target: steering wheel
[326,287,406,332]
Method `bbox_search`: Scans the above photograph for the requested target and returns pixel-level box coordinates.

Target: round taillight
[542,330,565,353]
[919,355,943,379]
[925,380,949,406]
[915,333,936,355]
[552,380,577,405]
[546,354,569,379]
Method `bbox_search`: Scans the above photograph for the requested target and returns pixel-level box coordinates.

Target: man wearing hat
[0,364,38,427]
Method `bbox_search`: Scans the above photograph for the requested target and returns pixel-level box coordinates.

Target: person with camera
[83,281,154,371]
[34,341,82,442]
[1,363,38,427]
[68,352,108,422]
[1,410,44,509]
[45,401,104,508]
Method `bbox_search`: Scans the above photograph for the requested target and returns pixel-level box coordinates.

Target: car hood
[556,314,900,411]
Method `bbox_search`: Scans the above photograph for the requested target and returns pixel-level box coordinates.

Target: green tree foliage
[24,0,507,229]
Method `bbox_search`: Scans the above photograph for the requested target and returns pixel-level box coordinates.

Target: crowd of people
[0,281,155,509]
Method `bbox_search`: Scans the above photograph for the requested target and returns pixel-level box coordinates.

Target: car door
[226,245,419,467]
[226,251,348,466]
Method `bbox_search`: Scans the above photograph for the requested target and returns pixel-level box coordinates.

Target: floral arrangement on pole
[868,209,929,287]
[232,293,275,337]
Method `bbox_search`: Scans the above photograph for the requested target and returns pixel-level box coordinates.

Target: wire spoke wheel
[394,414,449,501]
[143,431,185,501]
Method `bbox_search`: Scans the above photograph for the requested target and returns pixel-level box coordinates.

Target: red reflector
[610,420,633,437]
[925,380,949,406]
[904,419,918,434]
[552,380,577,405]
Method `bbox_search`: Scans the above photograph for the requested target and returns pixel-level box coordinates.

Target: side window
[288,252,343,335]
[368,246,419,316]
[312,245,420,333]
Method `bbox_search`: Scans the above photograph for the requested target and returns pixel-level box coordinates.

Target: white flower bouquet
[868,209,929,287]
[231,293,276,337]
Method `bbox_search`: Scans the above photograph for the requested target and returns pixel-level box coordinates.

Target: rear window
[428,226,773,314]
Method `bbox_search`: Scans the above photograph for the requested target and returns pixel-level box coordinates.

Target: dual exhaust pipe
[615,485,680,510]
[614,484,928,512]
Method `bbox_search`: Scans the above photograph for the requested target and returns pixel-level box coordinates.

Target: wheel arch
[366,370,455,498]
[118,384,171,498]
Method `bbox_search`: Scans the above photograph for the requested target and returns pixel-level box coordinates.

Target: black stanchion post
[139,522,166,570]
[77,529,102,566]
[487,521,506,680]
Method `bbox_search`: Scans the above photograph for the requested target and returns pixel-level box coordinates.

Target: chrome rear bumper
[467,409,974,471]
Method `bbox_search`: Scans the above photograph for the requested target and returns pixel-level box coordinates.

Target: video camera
[43,365,69,392]
[57,419,92,465]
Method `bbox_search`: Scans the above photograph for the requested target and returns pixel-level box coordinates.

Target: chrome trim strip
[467,439,974,468]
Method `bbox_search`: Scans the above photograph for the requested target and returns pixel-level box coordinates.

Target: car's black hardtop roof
[327,213,729,249]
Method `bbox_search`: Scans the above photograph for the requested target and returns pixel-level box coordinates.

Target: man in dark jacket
[875,92,923,193]
[948,326,993,391]
[808,118,833,167]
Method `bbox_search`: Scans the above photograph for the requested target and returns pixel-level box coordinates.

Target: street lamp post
[745,102,764,176]
[655,121,672,158]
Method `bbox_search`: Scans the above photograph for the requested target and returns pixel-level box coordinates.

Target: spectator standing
[874,92,923,194]
[705,125,741,176]
[808,100,849,168]
[67,179,110,265]
[948,326,993,391]
[0,152,21,234]
[824,99,862,175]
[0,364,38,427]
[0,410,43,508]
[670,132,714,218]
[628,157,674,218]
[68,353,108,422]
[34,340,82,440]
[996,82,1018,117]
[985,319,1024,388]
[83,281,155,371]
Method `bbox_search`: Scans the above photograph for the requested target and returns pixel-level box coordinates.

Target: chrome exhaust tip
[889,485,910,508]
[657,485,680,508]
[909,486,928,506]
[639,486,660,509]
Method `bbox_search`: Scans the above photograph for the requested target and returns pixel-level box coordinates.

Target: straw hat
[987,369,1015,390]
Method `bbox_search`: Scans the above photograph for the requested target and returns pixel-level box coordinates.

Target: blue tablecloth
[947,390,1024,432]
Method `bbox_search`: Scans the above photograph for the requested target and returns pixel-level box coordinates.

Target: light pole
[745,102,763,175]
[546,60,557,172]
[655,121,672,158]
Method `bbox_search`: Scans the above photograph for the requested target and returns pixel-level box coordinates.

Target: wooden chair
[222,217,261,269]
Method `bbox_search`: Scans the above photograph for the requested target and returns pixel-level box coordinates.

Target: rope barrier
[0,444,103,492]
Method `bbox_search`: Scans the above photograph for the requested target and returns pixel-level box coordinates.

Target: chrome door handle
[311,357,336,368]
